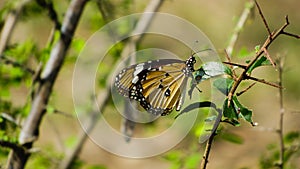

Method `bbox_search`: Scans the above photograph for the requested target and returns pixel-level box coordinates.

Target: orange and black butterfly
[114,53,208,116]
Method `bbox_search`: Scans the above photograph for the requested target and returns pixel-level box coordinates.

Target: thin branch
[282,31,300,39]
[263,47,276,68]
[224,50,238,81]
[36,0,61,30]
[226,0,255,56]
[254,0,272,36]
[277,57,285,169]
[0,140,25,153]
[200,132,216,169]
[244,75,282,88]
[0,55,35,75]
[0,0,32,54]
[223,61,247,69]
[6,0,88,168]
[236,82,256,96]
[0,112,21,127]
[52,109,74,118]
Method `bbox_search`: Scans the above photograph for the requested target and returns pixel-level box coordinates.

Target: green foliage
[259,131,300,169]
[247,56,271,74]
[237,47,254,58]
[164,149,201,169]
[213,78,234,95]
[27,146,63,169]
[222,96,253,126]
[20,1,46,21]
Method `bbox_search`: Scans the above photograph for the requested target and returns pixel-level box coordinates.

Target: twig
[0,0,32,54]
[0,54,35,75]
[263,47,276,68]
[223,50,238,80]
[6,0,88,168]
[0,140,25,153]
[200,132,216,169]
[222,61,247,69]
[277,57,285,168]
[0,112,21,127]
[244,75,282,88]
[236,82,256,96]
[36,0,61,30]
[282,31,300,39]
[226,0,255,56]
[254,0,272,36]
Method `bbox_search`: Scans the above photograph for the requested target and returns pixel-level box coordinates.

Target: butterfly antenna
[191,48,214,56]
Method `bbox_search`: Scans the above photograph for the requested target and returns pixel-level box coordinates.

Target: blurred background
[1,0,300,168]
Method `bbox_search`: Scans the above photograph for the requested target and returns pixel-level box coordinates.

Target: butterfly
[114,52,209,116]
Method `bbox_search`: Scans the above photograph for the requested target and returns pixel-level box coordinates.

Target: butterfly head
[194,67,206,83]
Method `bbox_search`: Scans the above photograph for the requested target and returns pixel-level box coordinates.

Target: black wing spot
[158,84,164,89]
[165,88,171,97]
[165,73,170,77]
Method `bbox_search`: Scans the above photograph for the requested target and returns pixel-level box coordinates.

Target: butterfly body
[115,55,200,116]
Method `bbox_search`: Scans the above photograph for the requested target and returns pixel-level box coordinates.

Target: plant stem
[277,58,285,168]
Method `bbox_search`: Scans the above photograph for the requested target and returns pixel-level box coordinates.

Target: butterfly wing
[115,59,190,116]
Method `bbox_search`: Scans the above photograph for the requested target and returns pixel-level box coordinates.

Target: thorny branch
[202,1,299,169]
[227,15,300,107]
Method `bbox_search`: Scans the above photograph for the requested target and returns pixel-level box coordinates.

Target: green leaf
[221,132,244,144]
[237,47,252,58]
[255,45,261,53]
[223,98,238,119]
[232,96,253,123]
[201,62,226,79]
[247,56,271,73]
[223,65,233,76]
[284,131,300,144]
[213,78,234,95]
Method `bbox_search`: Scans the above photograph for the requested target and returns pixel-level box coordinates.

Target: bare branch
[236,82,256,96]
[226,0,255,56]
[0,112,21,127]
[223,61,247,69]
[263,48,276,68]
[282,31,300,39]
[254,0,272,36]
[277,57,285,168]
[36,0,61,30]
[0,0,32,54]
[245,75,282,88]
